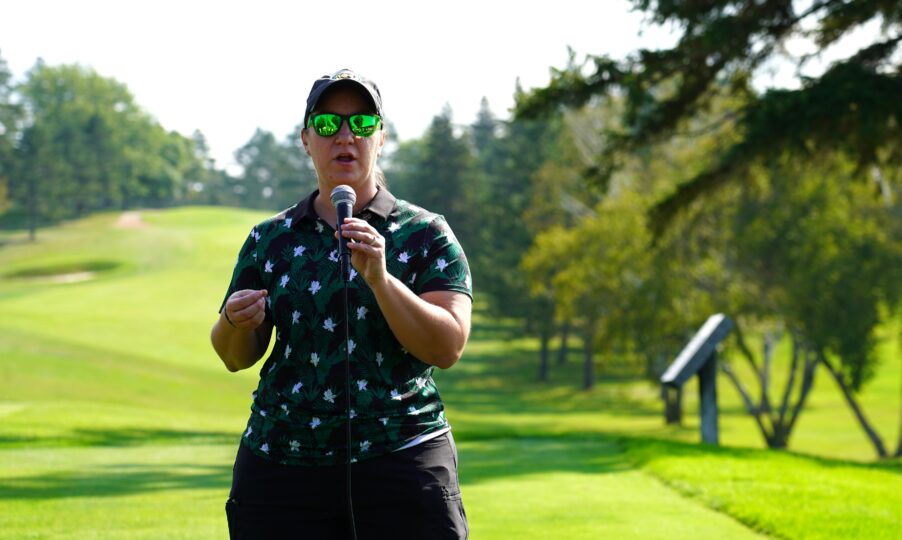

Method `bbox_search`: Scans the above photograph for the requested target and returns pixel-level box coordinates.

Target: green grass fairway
[1,207,899,539]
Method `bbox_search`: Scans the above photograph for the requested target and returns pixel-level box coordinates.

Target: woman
[211,69,472,539]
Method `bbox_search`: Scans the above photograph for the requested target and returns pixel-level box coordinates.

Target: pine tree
[516,0,901,232]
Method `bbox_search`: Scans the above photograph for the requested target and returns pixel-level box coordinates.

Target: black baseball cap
[304,69,384,126]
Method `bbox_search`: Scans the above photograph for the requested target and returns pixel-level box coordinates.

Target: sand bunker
[114,211,147,229]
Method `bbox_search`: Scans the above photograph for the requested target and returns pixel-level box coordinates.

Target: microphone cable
[332,185,359,540]
[342,275,358,540]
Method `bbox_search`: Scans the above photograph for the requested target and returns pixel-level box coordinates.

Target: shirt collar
[290,191,319,223]
[362,187,396,219]
[290,187,396,224]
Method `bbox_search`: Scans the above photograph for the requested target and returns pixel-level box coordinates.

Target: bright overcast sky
[1,0,679,170]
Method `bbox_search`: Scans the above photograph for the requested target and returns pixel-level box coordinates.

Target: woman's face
[301,85,385,193]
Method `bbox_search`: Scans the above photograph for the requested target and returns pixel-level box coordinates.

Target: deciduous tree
[11,61,201,237]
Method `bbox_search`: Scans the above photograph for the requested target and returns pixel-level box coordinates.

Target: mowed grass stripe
[460,438,765,539]
[0,444,236,540]
[0,327,255,445]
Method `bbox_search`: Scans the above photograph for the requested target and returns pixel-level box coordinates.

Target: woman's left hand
[337,217,386,286]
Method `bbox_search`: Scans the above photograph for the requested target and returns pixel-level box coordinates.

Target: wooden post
[698,351,719,444]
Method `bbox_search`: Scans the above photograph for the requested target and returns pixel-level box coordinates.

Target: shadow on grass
[621,435,902,474]
[5,432,895,501]
[0,428,238,449]
[0,462,232,500]
[0,435,632,500]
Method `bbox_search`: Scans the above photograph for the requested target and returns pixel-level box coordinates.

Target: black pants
[225,432,468,539]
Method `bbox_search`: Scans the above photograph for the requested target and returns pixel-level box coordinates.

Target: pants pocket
[439,490,469,539]
[441,484,462,502]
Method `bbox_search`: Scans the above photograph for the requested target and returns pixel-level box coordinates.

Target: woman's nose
[335,120,355,142]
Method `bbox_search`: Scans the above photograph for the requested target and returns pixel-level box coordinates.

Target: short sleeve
[412,216,473,298]
[219,226,272,322]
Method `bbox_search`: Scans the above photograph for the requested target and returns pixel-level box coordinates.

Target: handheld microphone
[330,185,356,281]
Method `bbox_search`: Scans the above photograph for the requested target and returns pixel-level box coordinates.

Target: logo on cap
[333,70,356,80]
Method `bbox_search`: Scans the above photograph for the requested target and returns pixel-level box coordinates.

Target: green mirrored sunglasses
[307,113,382,137]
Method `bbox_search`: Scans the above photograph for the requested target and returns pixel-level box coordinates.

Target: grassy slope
[0,207,899,539]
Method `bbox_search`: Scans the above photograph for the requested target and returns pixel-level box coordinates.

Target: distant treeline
[0,55,322,231]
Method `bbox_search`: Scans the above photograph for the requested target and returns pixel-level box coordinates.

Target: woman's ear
[377,129,386,156]
[300,128,311,155]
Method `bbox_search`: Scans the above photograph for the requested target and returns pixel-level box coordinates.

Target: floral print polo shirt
[220,188,472,466]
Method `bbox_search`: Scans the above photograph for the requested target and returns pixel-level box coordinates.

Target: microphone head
[330,185,357,206]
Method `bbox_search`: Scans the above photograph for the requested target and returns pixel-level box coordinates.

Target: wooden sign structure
[660,314,734,445]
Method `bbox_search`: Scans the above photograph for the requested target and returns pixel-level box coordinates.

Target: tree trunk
[776,331,803,429]
[28,168,37,242]
[777,338,818,448]
[895,418,902,457]
[821,354,888,458]
[770,333,804,449]
[721,362,773,445]
[538,325,551,382]
[557,321,570,365]
[768,426,788,449]
[895,366,902,458]
[776,350,817,449]
[582,324,595,390]
[760,330,780,415]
